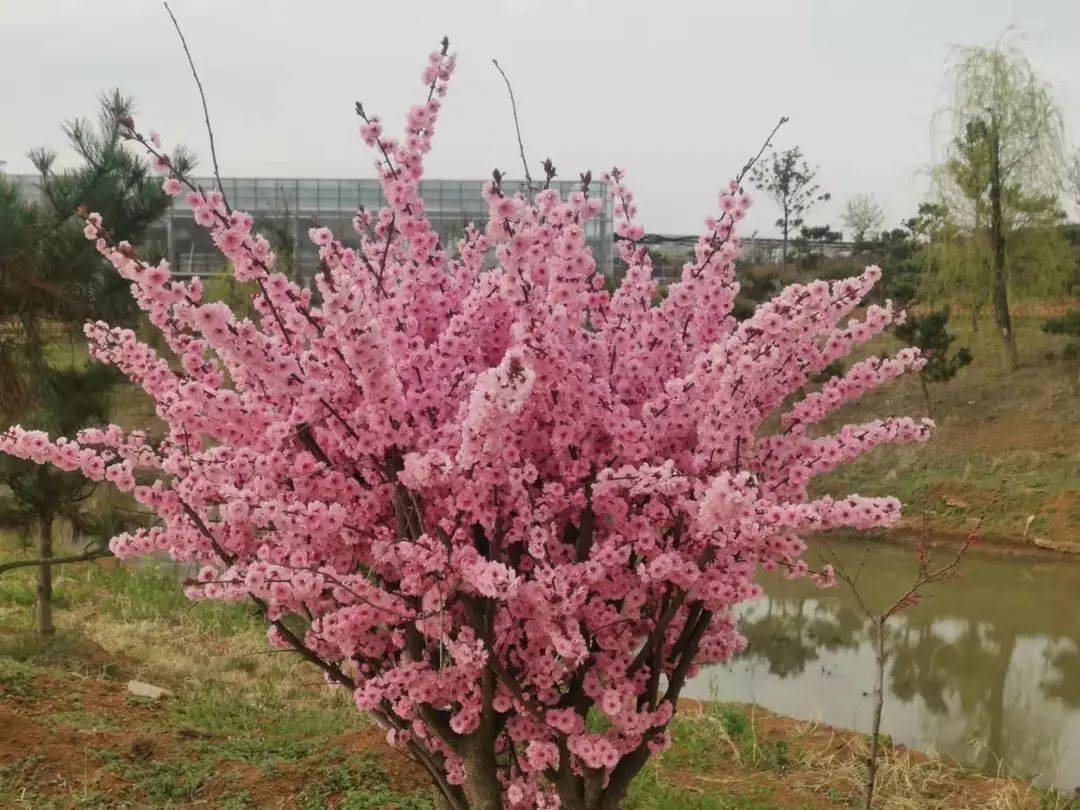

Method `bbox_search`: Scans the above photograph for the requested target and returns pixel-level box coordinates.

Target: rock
[1023,514,1037,539]
[127,680,171,700]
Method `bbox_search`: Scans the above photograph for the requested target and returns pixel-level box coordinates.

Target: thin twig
[492,59,534,197]
[163,1,228,210]
[736,115,789,187]
[0,548,111,575]
[819,521,980,810]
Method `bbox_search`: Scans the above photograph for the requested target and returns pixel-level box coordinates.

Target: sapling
[894,308,972,420]
[812,530,976,810]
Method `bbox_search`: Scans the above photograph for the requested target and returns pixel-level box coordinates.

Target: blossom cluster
[0,43,929,809]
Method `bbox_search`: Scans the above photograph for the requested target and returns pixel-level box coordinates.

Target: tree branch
[492,59,534,197]
[736,115,789,187]
[0,548,112,576]
[163,1,228,210]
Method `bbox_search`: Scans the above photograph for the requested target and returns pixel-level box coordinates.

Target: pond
[685,535,1080,790]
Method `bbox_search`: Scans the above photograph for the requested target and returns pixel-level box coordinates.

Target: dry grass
[649,701,1074,809]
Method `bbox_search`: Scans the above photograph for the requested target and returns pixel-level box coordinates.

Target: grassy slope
[812,314,1079,549]
[0,546,1069,809]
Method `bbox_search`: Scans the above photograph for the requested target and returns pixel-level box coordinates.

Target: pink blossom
[0,41,931,808]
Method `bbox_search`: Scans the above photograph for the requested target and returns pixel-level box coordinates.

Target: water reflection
[685,536,1080,789]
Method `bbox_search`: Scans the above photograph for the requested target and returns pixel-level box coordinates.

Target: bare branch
[736,115,789,187]
[881,525,978,621]
[492,59,534,196]
[0,548,112,576]
[163,2,228,210]
[819,521,979,810]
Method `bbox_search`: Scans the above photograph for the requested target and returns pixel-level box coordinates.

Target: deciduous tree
[749,146,830,270]
[0,45,931,807]
[842,193,887,245]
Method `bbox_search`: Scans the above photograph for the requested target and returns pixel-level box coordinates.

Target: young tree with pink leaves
[0,40,932,809]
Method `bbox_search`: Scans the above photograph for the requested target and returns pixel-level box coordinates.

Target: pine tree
[894,308,972,420]
[0,91,192,635]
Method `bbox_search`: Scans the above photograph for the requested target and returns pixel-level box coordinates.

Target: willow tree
[928,41,1068,371]
[1066,149,1080,225]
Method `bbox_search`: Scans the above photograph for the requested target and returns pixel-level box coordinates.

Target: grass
[0,538,434,808]
[3,535,1077,808]
[812,314,1080,548]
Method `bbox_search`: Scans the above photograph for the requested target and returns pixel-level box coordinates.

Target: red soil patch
[0,704,132,799]
[340,725,431,787]
[1,661,431,808]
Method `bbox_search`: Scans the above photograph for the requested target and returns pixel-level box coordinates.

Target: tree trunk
[461,663,503,810]
[864,619,886,810]
[37,517,55,637]
[461,745,503,810]
[781,218,789,273]
[918,374,934,421]
[987,122,1019,372]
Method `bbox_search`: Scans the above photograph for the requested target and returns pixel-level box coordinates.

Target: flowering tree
[0,42,931,809]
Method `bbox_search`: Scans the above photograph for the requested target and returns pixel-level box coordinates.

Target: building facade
[6,174,614,277]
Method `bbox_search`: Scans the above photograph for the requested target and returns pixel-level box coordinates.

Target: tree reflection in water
[689,536,1080,789]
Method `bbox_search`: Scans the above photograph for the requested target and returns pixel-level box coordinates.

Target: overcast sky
[3,0,1079,235]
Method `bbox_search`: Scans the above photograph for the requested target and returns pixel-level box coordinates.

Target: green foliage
[296,753,433,810]
[733,262,781,320]
[2,92,193,353]
[1043,309,1080,338]
[116,757,216,804]
[203,272,260,320]
[799,224,842,243]
[661,703,793,776]
[625,780,785,810]
[811,359,845,385]
[793,224,844,274]
[87,563,258,636]
[0,92,188,625]
[925,41,1071,315]
[0,755,45,796]
[0,657,41,700]
[895,308,973,385]
[0,89,185,419]
[1043,308,1080,364]
[0,364,115,525]
[856,216,928,307]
